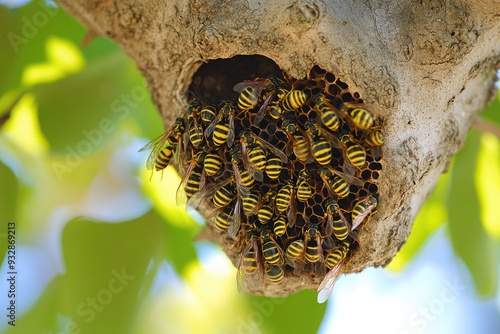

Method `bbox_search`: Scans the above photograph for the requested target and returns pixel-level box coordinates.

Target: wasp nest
[141,65,382,303]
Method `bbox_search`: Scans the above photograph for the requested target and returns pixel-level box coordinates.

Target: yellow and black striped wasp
[185,97,204,148]
[339,133,367,173]
[318,165,364,199]
[304,223,326,277]
[205,101,237,148]
[313,94,342,132]
[324,198,350,241]
[351,194,378,231]
[285,238,305,271]
[240,130,288,182]
[317,241,351,303]
[236,227,264,293]
[275,180,297,228]
[281,119,312,163]
[230,146,255,197]
[139,117,185,178]
[175,150,208,207]
[259,228,285,266]
[339,101,380,131]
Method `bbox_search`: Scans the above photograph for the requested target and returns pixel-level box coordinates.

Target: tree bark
[56,0,500,296]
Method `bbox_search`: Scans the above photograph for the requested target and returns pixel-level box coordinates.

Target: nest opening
[190,55,283,105]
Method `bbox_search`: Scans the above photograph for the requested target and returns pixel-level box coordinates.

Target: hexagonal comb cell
[141,56,383,299]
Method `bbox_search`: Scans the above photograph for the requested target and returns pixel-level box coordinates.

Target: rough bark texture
[56,0,500,296]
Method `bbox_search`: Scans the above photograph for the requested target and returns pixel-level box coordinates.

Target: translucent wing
[253,134,288,163]
[331,168,364,187]
[139,132,171,171]
[317,261,343,304]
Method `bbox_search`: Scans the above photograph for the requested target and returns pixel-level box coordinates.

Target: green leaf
[0,5,23,94]
[447,130,499,297]
[59,212,166,334]
[0,161,18,265]
[6,275,64,334]
[481,86,500,126]
[32,49,161,152]
[388,172,449,271]
[1,2,84,93]
[246,290,326,334]
[475,132,500,240]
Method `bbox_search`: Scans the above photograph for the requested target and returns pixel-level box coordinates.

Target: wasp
[212,178,236,208]
[338,133,367,173]
[176,150,207,206]
[233,77,280,111]
[203,152,223,177]
[304,224,324,264]
[267,100,284,120]
[351,194,378,231]
[139,117,185,175]
[317,241,351,303]
[273,215,287,237]
[260,228,284,265]
[364,129,384,160]
[257,190,276,225]
[285,238,305,270]
[230,146,255,197]
[214,205,233,232]
[240,131,266,182]
[281,119,312,163]
[314,94,341,132]
[200,105,217,124]
[240,130,288,168]
[304,119,338,166]
[234,77,284,125]
[275,180,297,227]
[212,195,242,238]
[185,98,204,148]
[319,166,363,199]
[265,262,284,284]
[253,87,289,125]
[236,229,264,293]
[205,101,236,147]
[324,198,350,241]
[295,169,313,202]
[265,153,284,179]
[235,77,288,125]
[281,89,309,112]
[304,224,326,277]
[339,102,379,131]
[241,191,261,216]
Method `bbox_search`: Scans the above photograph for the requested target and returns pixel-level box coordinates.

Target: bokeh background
[0,1,499,333]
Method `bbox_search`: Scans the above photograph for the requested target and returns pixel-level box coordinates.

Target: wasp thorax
[141,65,382,303]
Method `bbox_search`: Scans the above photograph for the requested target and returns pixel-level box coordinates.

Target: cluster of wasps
[140,66,382,303]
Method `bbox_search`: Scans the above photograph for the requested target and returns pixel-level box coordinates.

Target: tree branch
[56,0,500,296]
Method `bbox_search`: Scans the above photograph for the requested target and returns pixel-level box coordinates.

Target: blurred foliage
[0,1,499,334]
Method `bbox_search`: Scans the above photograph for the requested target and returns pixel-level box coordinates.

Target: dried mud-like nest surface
[57,0,500,296]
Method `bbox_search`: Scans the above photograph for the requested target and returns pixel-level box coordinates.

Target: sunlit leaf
[59,212,166,334]
[388,172,449,271]
[246,290,326,334]
[0,5,22,94]
[5,275,63,334]
[0,161,18,265]
[139,166,198,272]
[447,130,499,297]
[2,93,49,155]
[481,86,500,126]
[32,49,160,152]
[476,132,500,240]
[0,2,83,93]
[22,37,85,86]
